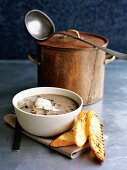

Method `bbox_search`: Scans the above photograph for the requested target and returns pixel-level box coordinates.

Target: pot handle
[62,29,81,39]
[104,54,116,64]
[28,51,115,66]
[28,53,40,65]
[67,29,81,38]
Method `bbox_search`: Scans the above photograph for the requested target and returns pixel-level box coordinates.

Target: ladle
[25,9,127,60]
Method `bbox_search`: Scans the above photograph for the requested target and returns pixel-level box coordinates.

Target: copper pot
[29,30,115,105]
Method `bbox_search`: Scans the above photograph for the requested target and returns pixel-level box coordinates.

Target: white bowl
[12,87,83,137]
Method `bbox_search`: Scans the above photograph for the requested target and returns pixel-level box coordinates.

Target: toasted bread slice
[86,111,105,162]
[73,110,88,147]
[50,129,75,147]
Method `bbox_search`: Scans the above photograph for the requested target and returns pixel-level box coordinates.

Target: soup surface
[17,94,79,115]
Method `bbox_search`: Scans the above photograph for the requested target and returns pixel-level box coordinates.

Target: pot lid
[37,31,109,49]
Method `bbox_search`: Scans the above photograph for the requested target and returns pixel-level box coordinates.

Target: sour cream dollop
[35,97,59,111]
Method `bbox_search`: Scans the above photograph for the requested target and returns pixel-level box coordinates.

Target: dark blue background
[0,0,127,59]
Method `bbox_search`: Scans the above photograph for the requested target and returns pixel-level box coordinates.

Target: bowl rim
[12,87,83,118]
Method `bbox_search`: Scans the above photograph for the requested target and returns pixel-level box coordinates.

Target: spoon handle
[53,32,127,61]
[12,118,22,151]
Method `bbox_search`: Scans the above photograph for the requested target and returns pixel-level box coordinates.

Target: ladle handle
[51,32,127,61]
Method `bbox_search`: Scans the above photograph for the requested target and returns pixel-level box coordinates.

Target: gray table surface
[0,60,127,170]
